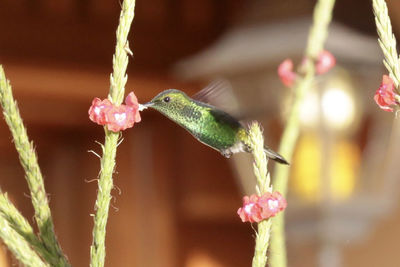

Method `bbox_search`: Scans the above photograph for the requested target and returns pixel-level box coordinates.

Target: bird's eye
[163,96,170,103]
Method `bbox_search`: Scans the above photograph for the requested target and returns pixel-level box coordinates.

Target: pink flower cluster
[237,192,287,223]
[374,75,399,112]
[278,50,336,87]
[88,92,141,132]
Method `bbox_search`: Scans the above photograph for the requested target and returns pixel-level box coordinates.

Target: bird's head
[142,89,191,116]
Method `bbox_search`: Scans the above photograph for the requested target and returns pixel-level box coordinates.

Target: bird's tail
[264,147,289,165]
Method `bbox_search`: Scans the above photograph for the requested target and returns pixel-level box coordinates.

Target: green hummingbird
[142,88,288,165]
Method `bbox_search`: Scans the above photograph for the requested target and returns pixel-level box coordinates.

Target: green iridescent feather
[144,89,288,164]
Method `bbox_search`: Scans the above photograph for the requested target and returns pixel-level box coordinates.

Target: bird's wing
[192,79,241,118]
[209,108,243,129]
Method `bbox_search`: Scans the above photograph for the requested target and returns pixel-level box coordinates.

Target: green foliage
[90,1,137,267]
[249,122,273,267]
[0,66,70,267]
[373,0,400,98]
[0,213,49,267]
[270,0,336,266]
[0,0,137,266]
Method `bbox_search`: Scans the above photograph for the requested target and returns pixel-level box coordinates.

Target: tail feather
[264,147,289,165]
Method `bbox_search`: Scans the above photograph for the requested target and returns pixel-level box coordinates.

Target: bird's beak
[138,102,154,111]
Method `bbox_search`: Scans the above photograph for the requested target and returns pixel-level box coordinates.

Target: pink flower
[125,91,138,107]
[278,51,335,86]
[374,75,398,112]
[104,105,135,132]
[237,195,263,223]
[125,92,141,123]
[88,91,142,132]
[237,192,287,223]
[278,59,296,87]
[88,98,113,125]
[258,192,287,218]
[316,50,336,74]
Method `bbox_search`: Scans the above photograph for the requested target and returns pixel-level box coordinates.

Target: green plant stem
[252,219,272,267]
[269,0,336,267]
[0,192,56,264]
[0,66,69,267]
[249,123,272,195]
[109,0,136,104]
[90,1,136,266]
[0,214,49,267]
[373,0,400,86]
[373,0,400,99]
[249,122,273,267]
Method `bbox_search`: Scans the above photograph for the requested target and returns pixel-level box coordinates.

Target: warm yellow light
[297,73,357,132]
[330,140,360,200]
[291,134,360,202]
[291,133,321,202]
[289,71,360,202]
[322,88,355,131]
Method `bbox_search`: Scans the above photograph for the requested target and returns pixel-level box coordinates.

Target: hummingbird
[142,87,288,165]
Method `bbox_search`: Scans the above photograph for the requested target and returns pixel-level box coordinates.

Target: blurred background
[0,0,400,266]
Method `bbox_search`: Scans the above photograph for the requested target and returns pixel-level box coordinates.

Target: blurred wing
[192,79,241,117]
